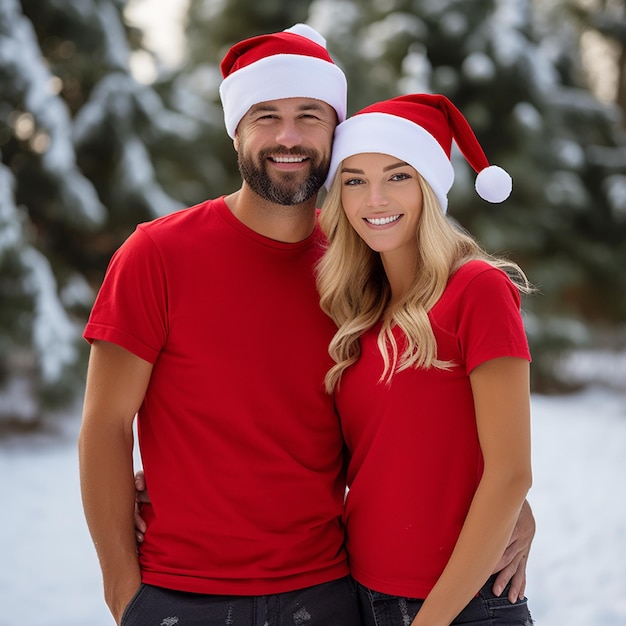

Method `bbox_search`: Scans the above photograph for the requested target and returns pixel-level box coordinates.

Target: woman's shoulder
[448,259,504,288]
[440,260,519,309]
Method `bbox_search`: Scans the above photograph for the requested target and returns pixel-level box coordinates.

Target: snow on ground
[1,388,625,626]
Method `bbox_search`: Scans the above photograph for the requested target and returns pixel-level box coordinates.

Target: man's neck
[224,185,318,243]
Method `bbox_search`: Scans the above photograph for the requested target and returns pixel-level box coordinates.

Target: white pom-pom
[284,24,327,48]
[475,165,512,203]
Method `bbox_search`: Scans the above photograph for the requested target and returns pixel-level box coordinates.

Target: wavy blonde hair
[316,170,531,393]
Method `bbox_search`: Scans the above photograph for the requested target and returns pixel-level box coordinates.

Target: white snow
[0,161,80,389]
[22,247,80,383]
[604,174,626,218]
[0,388,625,625]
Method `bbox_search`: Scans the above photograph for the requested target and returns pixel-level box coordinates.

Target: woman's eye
[391,172,411,181]
[344,178,364,186]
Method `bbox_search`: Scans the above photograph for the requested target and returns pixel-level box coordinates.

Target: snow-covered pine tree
[2,0,625,430]
[0,0,190,428]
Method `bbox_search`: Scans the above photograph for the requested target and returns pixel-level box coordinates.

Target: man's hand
[491,499,535,601]
[134,470,150,543]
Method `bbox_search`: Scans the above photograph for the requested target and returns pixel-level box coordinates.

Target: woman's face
[340,152,423,256]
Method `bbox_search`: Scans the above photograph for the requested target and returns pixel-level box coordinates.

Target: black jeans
[121,576,361,626]
[357,574,533,626]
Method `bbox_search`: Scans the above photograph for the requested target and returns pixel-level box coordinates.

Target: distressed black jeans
[121,575,361,625]
[357,574,533,626]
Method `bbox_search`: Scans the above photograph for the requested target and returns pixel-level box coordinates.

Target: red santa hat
[219,24,347,138]
[325,93,512,212]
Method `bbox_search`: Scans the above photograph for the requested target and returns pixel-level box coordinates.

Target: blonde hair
[316,171,531,393]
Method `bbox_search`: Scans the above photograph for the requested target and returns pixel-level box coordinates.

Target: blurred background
[1,0,626,431]
[0,0,625,624]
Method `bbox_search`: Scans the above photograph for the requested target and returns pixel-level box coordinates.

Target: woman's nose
[366,185,389,208]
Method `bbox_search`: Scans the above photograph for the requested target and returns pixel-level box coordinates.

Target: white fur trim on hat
[219,55,347,138]
[325,112,454,212]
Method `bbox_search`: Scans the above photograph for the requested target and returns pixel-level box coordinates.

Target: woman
[316,93,534,626]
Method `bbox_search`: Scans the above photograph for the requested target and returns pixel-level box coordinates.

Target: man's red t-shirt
[336,261,531,598]
[84,197,348,595]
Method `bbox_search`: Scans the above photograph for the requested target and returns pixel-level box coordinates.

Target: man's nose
[274,120,303,149]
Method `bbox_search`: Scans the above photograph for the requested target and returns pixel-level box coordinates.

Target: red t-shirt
[335,260,531,598]
[84,197,348,595]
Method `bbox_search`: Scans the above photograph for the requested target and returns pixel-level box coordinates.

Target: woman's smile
[364,214,402,226]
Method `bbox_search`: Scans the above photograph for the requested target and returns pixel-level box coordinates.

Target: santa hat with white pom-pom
[325,93,512,213]
[219,24,347,139]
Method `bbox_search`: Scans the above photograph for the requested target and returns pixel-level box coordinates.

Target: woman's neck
[380,248,419,304]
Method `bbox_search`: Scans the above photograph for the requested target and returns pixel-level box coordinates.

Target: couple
[79,24,534,626]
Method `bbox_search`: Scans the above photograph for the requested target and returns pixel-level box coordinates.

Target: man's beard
[238,147,330,205]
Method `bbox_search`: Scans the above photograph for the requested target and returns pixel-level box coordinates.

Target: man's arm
[491,498,535,601]
[78,340,153,625]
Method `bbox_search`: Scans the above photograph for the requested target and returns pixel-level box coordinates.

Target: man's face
[235,98,337,205]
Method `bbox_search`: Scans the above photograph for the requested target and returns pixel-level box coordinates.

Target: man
[79,24,534,626]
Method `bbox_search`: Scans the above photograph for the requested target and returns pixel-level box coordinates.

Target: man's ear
[233,132,240,152]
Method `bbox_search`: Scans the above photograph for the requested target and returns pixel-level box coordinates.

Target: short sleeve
[456,267,531,374]
[83,226,168,364]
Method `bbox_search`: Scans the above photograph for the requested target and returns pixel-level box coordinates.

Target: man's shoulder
[140,197,223,235]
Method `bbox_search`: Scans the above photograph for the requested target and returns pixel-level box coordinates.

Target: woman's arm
[78,340,153,625]
[411,356,532,626]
